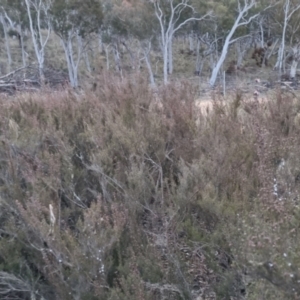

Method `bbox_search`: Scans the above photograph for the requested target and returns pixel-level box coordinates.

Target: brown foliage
[251,46,269,67]
[0,75,299,299]
[226,60,246,74]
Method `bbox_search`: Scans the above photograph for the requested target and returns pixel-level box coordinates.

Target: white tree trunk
[3,14,27,67]
[105,45,110,70]
[61,33,83,88]
[209,31,235,87]
[236,42,242,67]
[267,38,279,61]
[274,42,283,70]
[195,38,201,75]
[209,0,259,87]
[289,44,300,78]
[209,53,216,72]
[0,15,12,72]
[163,42,169,84]
[19,30,27,67]
[236,38,250,67]
[143,45,155,87]
[290,60,298,78]
[24,0,51,84]
[189,32,194,51]
[275,0,300,74]
[113,43,122,73]
[62,40,76,88]
[122,40,135,69]
[84,51,92,73]
[168,36,173,74]
[278,15,288,72]
[98,33,104,53]
[153,1,211,84]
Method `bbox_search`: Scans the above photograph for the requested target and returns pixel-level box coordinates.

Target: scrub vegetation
[0,74,300,299]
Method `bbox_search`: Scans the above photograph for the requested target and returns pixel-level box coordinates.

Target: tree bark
[289,44,300,78]
[168,35,173,74]
[290,60,298,78]
[209,29,236,86]
[275,0,300,74]
[195,38,202,75]
[189,32,194,51]
[153,0,211,84]
[0,15,12,72]
[61,40,77,88]
[113,43,122,73]
[209,1,259,87]
[105,45,110,70]
[19,29,27,67]
[84,51,92,73]
[163,42,168,84]
[278,5,288,73]
[143,42,155,87]
[61,34,84,88]
[24,0,51,84]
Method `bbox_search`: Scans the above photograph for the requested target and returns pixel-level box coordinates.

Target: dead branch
[0,66,68,95]
[0,271,32,298]
[144,282,184,298]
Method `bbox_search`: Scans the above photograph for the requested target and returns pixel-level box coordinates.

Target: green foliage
[51,0,103,39]
[1,0,29,28]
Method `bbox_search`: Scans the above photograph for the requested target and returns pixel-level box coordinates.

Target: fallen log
[0,66,68,95]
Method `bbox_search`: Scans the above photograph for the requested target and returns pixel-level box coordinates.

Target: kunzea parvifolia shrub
[0,79,300,299]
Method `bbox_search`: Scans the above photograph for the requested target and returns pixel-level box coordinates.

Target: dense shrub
[0,74,300,299]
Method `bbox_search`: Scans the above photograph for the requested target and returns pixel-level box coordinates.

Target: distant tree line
[0,0,300,87]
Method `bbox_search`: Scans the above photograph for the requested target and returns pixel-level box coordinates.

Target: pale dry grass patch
[195,92,273,115]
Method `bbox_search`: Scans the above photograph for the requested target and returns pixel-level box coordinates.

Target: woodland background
[0,1,300,300]
[0,0,299,90]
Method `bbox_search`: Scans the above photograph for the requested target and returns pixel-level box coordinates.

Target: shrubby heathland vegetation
[0,75,300,300]
[0,1,300,300]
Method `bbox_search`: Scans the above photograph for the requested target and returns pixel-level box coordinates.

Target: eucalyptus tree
[100,0,133,73]
[208,0,269,87]
[149,0,212,84]
[51,0,103,88]
[24,0,52,83]
[187,22,217,75]
[273,0,300,75]
[0,13,12,72]
[104,0,158,84]
[289,43,300,78]
[187,0,227,76]
[0,0,29,67]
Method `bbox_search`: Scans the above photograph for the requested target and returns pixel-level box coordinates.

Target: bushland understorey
[0,74,300,300]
